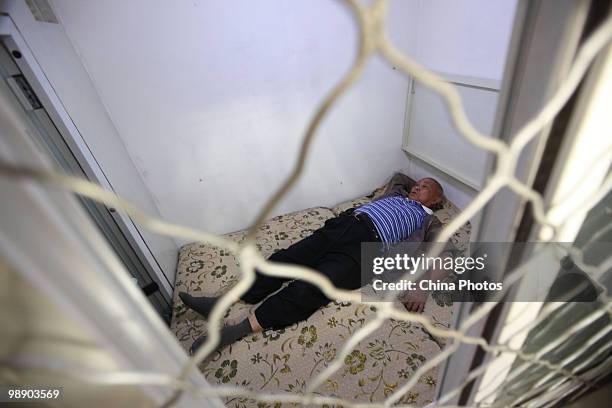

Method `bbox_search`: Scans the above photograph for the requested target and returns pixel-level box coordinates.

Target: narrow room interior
[1,0,611,407]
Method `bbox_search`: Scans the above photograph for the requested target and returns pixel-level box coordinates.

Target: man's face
[407,178,442,207]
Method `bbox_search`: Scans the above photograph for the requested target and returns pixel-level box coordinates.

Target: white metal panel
[404,79,499,189]
[0,4,179,284]
[0,14,177,298]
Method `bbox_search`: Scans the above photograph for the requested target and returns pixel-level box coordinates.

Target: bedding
[170,175,471,407]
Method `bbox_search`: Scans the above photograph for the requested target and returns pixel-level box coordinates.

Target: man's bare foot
[248,313,263,333]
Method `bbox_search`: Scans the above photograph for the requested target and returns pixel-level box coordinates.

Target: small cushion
[429,197,471,252]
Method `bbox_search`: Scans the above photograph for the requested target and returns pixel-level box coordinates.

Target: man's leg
[189,216,373,353]
[189,251,360,355]
[250,215,373,330]
[181,215,353,317]
[241,215,354,304]
[189,317,255,355]
[251,251,362,330]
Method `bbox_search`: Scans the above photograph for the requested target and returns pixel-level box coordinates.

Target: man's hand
[401,287,429,313]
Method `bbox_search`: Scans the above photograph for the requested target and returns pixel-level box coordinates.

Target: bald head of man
[407,178,444,208]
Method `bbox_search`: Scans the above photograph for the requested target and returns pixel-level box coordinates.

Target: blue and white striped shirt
[354,194,432,244]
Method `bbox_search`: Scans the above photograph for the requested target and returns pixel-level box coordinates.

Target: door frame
[0,15,173,304]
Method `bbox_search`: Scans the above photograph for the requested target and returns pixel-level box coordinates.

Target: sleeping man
[180,174,446,354]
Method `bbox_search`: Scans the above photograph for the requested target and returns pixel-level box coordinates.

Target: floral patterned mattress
[171,188,471,407]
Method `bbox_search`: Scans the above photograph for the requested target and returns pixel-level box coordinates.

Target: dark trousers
[241,211,379,330]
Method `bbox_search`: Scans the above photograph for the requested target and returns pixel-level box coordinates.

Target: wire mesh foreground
[0,0,611,407]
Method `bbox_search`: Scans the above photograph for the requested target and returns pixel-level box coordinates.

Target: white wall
[398,0,518,239]
[391,0,517,81]
[49,0,421,240]
[0,0,179,282]
[7,0,516,248]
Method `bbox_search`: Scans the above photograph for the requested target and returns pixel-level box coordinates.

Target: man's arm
[401,219,460,313]
[401,256,452,313]
[377,172,416,200]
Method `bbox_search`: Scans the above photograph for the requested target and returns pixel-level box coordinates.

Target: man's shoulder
[425,214,442,238]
